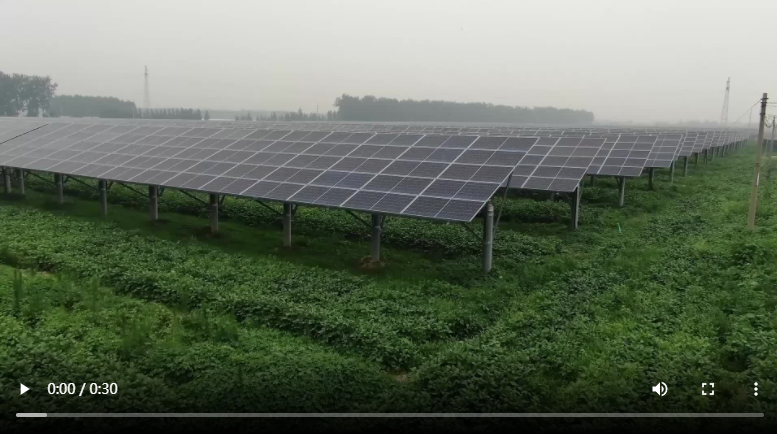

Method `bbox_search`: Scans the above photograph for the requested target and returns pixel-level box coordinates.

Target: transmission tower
[720,77,730,124]
[143,65,151,114]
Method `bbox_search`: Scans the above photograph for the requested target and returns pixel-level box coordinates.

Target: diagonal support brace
[26,171,57,188]
[177,188,209,206]
[116,182,151,200]
[345,210,373,229]
[254,199,284,217]
[66,176,100,192]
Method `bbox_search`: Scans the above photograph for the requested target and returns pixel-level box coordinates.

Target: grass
[0,144,775,429]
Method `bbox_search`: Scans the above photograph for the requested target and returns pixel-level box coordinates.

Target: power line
[724,98,762,131]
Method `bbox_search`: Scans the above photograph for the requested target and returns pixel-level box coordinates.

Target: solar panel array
[44,117,748,140]
[0,117,749,205]
[0,121,549,222]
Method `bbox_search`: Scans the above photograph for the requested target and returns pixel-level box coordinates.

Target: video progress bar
[17,413,765,418]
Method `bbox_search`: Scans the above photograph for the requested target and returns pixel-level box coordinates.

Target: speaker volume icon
[652,382,668,396]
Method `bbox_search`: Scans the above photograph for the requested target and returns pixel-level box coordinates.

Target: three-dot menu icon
[754,382,758,397]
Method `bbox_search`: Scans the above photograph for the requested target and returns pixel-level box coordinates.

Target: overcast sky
[1,0,775,123]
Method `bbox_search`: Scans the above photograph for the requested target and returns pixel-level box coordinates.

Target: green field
[1,145,775,428]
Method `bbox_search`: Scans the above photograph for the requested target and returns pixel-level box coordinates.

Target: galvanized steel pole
[570,185,582,229]
[370,214,382,262]
[149,186,159,222]
[55,174,64,204]
[98,180,108,217]
[209,194,219,234]
[17,169,24,195]
[282,203,292,247]
[482,202,494,273]
[2,168,10,194]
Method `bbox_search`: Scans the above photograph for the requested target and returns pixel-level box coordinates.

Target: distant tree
[0,71,58,117]
[204,110,210,121]
[270,112,277,121]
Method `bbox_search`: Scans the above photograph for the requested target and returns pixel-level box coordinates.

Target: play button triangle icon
[20,384,29,395]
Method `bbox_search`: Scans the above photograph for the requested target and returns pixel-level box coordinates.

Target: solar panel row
[0,121,543,222]
[0,118,748,207]
[39,117,747,141]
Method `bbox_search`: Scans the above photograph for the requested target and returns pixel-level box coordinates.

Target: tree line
[0,71,58,117]
[2,70,595,125]
[138,108,203,120]
[49,95,137,118]
[50,95,205,120]
[333,94,595,124]
[240,108,330,122]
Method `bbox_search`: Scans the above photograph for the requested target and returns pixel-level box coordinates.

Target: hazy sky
[1,0,775,123]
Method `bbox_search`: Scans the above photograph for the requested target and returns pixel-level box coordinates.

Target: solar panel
[0,121,532,223]
[0,119,50,144]
[507,137,605,192]
[645,134,683,168]
[701,132,716,150]
[691,132,709,154]
[677,132,699,157]
[590,134,657,177]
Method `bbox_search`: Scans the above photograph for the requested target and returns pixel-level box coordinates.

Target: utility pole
[770,115,776,156]
[720,77,730,123]
[747,93,768,230]
[143,65,151,117]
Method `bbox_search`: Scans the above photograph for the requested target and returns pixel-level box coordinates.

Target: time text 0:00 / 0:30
[47,383,118,395]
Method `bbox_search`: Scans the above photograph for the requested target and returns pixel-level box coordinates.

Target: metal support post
[17,169,25,195]
[209,193,219,234]
[370,214,382,262]
[2,168,10,194]
[149,185,159,222]
[482,202,494,274]
[282,202,292,247]
[683,156,689,176]
[589,175,595,187]
[570,185,582,230]
[670,160,675,183]
[55,174,64,204]
[648,167,655,190]
[618,177,626,207]
[695,153,699,167]
[98,180,108,217]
